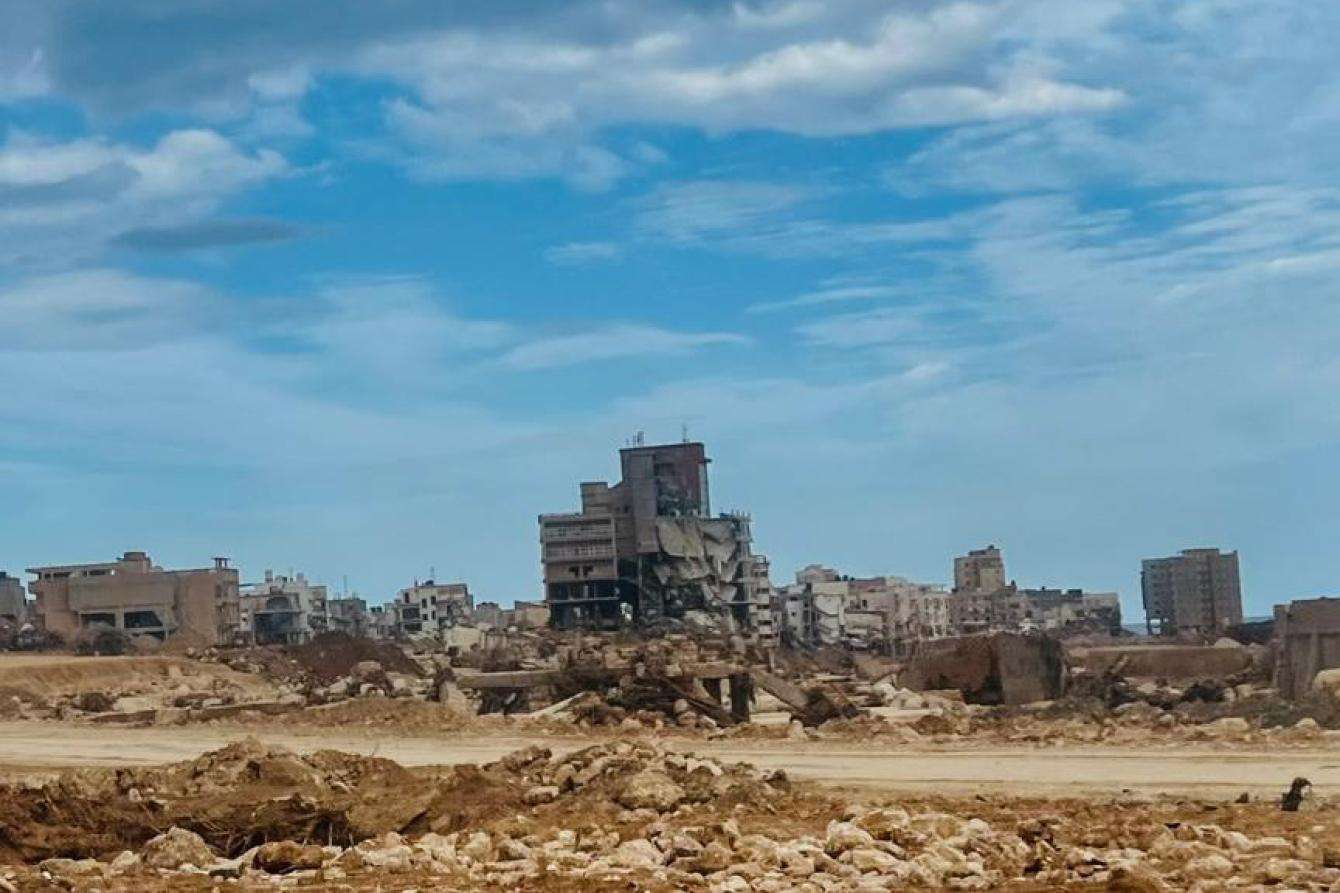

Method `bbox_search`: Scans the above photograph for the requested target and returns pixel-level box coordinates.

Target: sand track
[0,721,1335,798]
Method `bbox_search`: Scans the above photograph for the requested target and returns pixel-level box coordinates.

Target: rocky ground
[2,736,1339,892]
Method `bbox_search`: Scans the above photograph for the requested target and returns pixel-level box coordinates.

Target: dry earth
[1,721,1338,799]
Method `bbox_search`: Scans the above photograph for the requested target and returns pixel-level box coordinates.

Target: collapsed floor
[3,737,1340,892]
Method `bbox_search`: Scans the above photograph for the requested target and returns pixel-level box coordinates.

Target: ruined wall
[1274,598,1340,700]
[901,633,1064,705]
[1070,644,1251,681]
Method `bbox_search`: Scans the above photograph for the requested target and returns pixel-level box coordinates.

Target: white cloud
[543,240,623,265]
[0,129,288,266]
[337,0,1134,184]
[0,269,220,350]
[498,324,750,371]
[797,307,924,348]
[748,284,903,314]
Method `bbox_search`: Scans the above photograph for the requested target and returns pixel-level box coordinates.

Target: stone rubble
[8,738,1340,891]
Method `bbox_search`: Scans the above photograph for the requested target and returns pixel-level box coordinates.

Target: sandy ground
[1,720,1336,799]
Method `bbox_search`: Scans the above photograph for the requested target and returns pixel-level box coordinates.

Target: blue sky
[1,1,1337,617]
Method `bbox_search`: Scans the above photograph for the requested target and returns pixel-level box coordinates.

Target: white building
[392,580,473,638]
[240,570,329,645]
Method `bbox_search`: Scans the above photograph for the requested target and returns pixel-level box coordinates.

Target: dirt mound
[285,632,423,684]
[245,698,476,732]
[0,737,433,861]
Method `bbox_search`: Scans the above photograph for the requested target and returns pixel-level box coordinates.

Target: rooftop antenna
[681,422,690,443]
[634,430,645,447]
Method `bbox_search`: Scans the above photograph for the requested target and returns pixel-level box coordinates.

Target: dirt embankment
[0,654,276,705]
[4,737,1340,892]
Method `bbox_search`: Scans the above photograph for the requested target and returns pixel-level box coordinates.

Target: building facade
[327,596,369,636]
[0,571,26,624]
[954,545,1007,594]
[540,440,766,639]
[1019,588,1122,635]
[27,551,241,645]
[391,580,473,637]
[1142,548,1243,636]
[239,570,329,645]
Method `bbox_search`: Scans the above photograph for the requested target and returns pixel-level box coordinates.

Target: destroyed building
[0,571,27,625]
[1142,547,1243,636]
[326,595,369,636]
[239,569,329,645]
[1274,596,1340,699]
[391,579,473,637]
[1019,587,1122,634]
[27,551,241,645]
[540,440,768,636]
[948,545,1123,638]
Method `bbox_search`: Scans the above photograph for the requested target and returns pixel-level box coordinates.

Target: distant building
[747,555,779,646]
[540,440,766,640]
[391,579,472,637]
[1142,548,1243,636]
[240,569,329,645]
[472,601,504,629]
[1019,588,1122,635]
[506,600,550,629]
[367,604,397,639]
[327,595,369,636]
[954,545,1007,594]
[27,551,241,645]
[0,571,27,624]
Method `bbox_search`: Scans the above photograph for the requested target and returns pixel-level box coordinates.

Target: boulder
[524,785,560,805]
[141,827,216,870]
[847,848,900,873]
[616,770,685,812]
[254,840,328,874]
[826,821,876,855]
[610,839,664,870]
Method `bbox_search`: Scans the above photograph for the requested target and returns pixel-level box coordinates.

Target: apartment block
[392,579,473,636]
[1142,548,1243,635]
[327,596,369,636]
[239,569,329,645]
[954,545,1007,594]
[540,440,764,638]
[0,571,27,624]
[27,551,241,645]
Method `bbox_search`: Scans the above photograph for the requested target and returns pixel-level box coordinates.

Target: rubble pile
[6,739,1340,891]
[283,632,425,685]
[0,656,282,723]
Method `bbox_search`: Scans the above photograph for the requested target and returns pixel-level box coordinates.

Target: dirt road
[1,721,1335,798]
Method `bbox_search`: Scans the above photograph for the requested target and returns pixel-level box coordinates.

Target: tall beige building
[953,545,1007,594]
[1141,548,1242,636]
[28,551,241,645]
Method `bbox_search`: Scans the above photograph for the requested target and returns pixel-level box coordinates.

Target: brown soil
[284,632,423,684]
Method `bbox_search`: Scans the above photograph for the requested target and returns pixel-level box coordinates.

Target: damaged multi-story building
[239,569,329,645]
[780,567,952,653]
[1141,547,1243,636]
[27,551,241,645]
[540,439,769,637]
[950,545,1122,636]
[391,579,473,637]
[0,571,28,625]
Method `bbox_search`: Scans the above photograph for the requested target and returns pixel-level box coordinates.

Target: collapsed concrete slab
[1069,643,1251,682]
[900,632,1064,705]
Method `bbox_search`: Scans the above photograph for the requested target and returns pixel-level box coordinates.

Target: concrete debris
[3,737,1339,891]
[901,632,1065,705]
